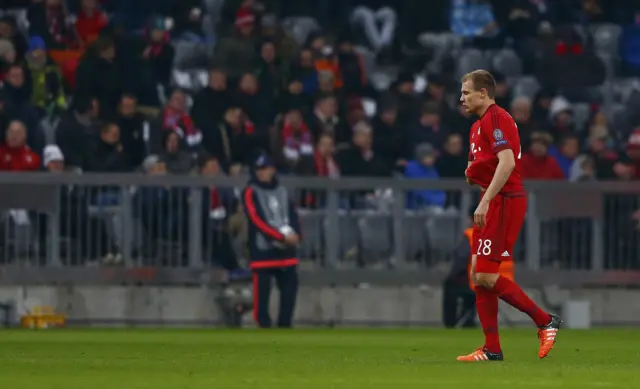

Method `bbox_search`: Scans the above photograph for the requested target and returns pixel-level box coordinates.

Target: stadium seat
[456,49,489,79]
[425,211,460,263]
[591,24,622,58]
[403,212,429,263]
[512,76,540,99]
[358,212,393,262]
[281,17,320,46]
[491,49,522,77]
[332,212,360,262]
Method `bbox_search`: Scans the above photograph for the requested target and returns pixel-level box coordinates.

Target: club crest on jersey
[493,129,503,140]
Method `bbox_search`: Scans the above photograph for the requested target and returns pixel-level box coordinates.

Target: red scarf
[282,121,311,148]
[163,108,196,135]
[314,151,339,177]
[209,188,221,210]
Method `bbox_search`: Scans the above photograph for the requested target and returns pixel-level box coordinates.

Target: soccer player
[457,70,561,362]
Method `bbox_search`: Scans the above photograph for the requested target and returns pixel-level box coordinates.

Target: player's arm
[482,148,515,203]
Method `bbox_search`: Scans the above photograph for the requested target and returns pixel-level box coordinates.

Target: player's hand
[474,199,490,228]
[283,233,300,246]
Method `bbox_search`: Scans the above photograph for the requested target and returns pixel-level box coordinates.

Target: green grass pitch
[0,328,637,389]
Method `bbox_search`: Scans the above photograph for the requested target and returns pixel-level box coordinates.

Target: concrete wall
[1,285,639,327]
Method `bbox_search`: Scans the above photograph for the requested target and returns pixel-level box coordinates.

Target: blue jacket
[242,176,301,269]
[405,160,447,209]
[547,145,572,178]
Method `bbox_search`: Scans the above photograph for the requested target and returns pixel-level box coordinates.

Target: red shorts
[472,193,526,273]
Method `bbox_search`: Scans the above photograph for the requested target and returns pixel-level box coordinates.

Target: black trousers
[442,280,477,328]
[252,266,298,328]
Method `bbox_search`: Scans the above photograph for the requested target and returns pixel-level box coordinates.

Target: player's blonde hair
[461,70,496,99]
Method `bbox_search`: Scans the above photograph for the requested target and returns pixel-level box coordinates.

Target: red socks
[493,276,551,327]
[475,286,501,353]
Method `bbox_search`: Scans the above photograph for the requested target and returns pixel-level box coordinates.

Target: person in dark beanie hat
[241,153,301,328]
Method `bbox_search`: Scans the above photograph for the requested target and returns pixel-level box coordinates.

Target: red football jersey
[466,104,525,194]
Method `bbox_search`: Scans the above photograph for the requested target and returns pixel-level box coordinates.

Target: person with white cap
[43,144,65,172]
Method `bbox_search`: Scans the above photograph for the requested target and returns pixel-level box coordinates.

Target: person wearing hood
[548,95,575,136]
[241,154,301,328]
[520,131,564,179]
[159,130,195,174]
[24,36,67,115]
[405,143,447,209]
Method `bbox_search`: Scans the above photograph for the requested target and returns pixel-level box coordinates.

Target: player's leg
[275,265,298,328]
[252,269,273,328]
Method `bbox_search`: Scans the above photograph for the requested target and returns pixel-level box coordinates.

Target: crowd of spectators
[0,0,638,266]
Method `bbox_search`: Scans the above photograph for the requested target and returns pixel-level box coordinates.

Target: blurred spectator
[391,71,419,128]
[531,87,555,128]
[213,6,257,80]
[409,101,449,151]
[192,68,230,131]
[313,132,340,177]
[260,13,297,63]
[75,34,121,119]
[27,0,78,49]
[0,64,45,152]
[115,94,146,167]
[0,120,40,171]
[255,39,285,103]
[0,39,16,81]
[351,2,397,52]
[372,97,407,168]
[56,95,99,168]
[159,130,194,174]
[235,72,274,127]
[451,0,501,49]
[548,96,575,136]
[548,134,580,178]
[405,143,446,209]
[521,131,564,179]
[445,103,476,135]
[569,154,596,182]
[0,15,28,59]
[85,122,131,172]
[307,94,349,145]
[338,120,389,177]
[437,133,467,178]
[140,16,175,97]
[23,36,67,115]
[626,129,640,179]
[509,96,535,148]
[202,106,257,171]
[75,0,109,45]
[493,73,511,109]
[336,33,367,97]
[276,107,313,172]
[152,88,202,152]
[169,0,205,39]
[424,74,453,121]
[286,48,318,99]
[585,131,619,179]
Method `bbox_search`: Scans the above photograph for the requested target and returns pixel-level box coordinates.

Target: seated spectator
[286,48,319,97]
[437,133,467,178]
[424,73,453,120]
[493,73,511,109]
[0,15,27,59]
[56,95,100,168]
[85,122,132,172]
[24,36,67,115]
[37,144,120,264]
[277,108,313,171]
[75,0,109,45]
[405,143,447,210]
[213,7,257,81]
[199,155,241,270]
[312,132,340,178]
[159,130,195,175]
[0,39,16,81]
[260,14,298,63]
[521,132,564,179]
[338,121,389,177]
[192,69,231,132]
[392,71,420,128]
[409,101,449,152]
[372,97,407,169]
[0,64,45,152]
[336,33,366,97]
[27,0,78,49]
[307,94,349,146]
[141,16,175,98]
[0,120,40,171]
[235,72,274,127]
[202,106,258,172]
[509,96,535,148]
[585,131,620,179]
[255,39,285,102]
[115,94,147,168]
[548,96,575,136]
[548,134,580,178]
[151,89,202,153]
[569,154,597,182]
[75,34,121,119]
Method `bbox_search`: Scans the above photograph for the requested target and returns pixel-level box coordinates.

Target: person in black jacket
[242,154,301,328]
